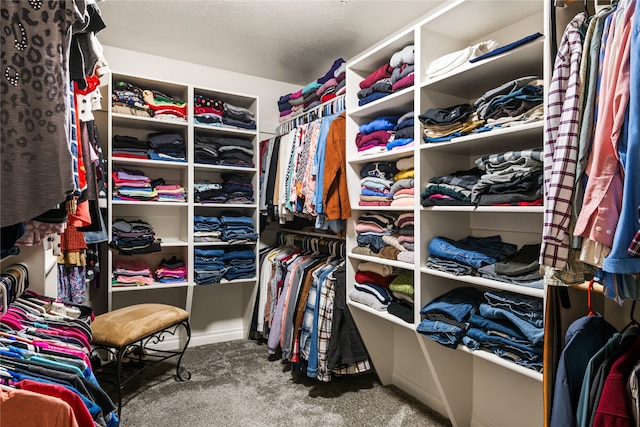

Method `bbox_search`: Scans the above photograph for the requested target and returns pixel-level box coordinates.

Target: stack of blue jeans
[221,249,256,281]
[220,212,258,242]
[464,290,543,371]
[417,287,483,349]
[194,215,223,242]
[194,248,225,285]
[417,287,543,371]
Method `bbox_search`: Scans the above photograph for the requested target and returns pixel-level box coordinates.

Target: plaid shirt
[540,12,588,269]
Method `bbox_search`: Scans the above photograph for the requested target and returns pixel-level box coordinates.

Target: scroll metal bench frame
[91,318,192,416]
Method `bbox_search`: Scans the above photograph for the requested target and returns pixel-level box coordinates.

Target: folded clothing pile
[419,76,544,143]
[355,115,398,157]
[193,248,256,285]
[112,80,187,121]
[112,259,153,287]
[153,256,187,283]
[109,218,161,255]
[358,44,414,107]
[194,94,256,130]
[277,57,346,123]
[358,161,398,207]
[424,235,543,289]
[417,287,543,372]
[390,156,414,208]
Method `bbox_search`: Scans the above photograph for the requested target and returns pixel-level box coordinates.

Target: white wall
[102,45,302,137]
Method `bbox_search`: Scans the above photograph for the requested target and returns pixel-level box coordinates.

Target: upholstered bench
[90,303,191,414]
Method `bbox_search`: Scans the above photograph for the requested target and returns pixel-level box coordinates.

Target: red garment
[0,387,79,427]
[60,223,87,252]
[593,334,640,427]
[355,270,395,287]
[320,93,337,103]
[359,63,393,90]
[15,379,95,427]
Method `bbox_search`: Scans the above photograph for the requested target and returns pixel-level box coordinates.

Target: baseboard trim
[392,371,447,419]
[471,414,493,427]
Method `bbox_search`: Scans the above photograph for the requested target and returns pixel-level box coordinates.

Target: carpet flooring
[115,339,452,427]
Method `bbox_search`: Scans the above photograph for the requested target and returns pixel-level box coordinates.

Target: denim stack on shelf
[220,211,258,243]
[193,248,225,285]
[417,287,544,372]
[221,249,255,281]
[193,215,223,242]
[425,235,543,289]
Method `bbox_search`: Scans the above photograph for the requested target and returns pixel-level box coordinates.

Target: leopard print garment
[0,0,86,227]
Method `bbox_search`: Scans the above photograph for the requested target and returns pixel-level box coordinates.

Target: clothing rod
[276,94,346,136]
[275,231,345,258]
[274,228,344,240]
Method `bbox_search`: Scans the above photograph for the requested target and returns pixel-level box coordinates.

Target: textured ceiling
[96,0,446,85]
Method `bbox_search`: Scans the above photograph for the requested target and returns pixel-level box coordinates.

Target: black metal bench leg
[175,319,192,381]
[115,346,125,417]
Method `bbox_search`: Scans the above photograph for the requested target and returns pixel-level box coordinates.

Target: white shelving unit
[98,72,260,344]
[344,1,551,426]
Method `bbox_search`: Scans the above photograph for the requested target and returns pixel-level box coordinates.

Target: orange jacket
[322,113,351,221]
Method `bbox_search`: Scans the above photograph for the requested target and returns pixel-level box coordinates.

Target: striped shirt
[540,12,588,269]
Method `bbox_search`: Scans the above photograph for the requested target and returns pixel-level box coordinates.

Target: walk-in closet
[2,1,638,426]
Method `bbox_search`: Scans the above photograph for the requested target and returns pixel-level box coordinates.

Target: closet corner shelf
[418,121,543,156]
[419,37,545,98]
[349,88,414,119]
[348,146,415,165]
[420,267,544,298]
[347,299,416,330]
[421,205,543,214]
[457,344,543,382]
[111,281,190,292]
[349,252,415,270]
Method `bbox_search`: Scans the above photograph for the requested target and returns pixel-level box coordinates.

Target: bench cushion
[91,303,189,348]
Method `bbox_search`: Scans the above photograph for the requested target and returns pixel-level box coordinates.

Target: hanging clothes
[254,235,370,382]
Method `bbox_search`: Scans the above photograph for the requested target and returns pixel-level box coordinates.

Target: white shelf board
[112,157,188,169]
[419,121,543,156]
[112,281,189,292]
[458,345,543,382]
[349,253,415,270]
[420,267,544,298]
[421,205,543,214]
[348,146,415,165]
